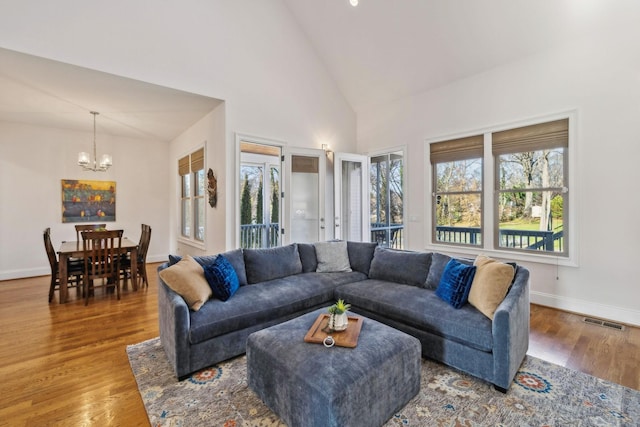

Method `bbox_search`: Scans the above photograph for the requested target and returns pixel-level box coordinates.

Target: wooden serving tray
[303,313,364,348]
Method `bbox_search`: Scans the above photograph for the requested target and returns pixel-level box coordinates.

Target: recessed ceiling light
[350,0,358,6]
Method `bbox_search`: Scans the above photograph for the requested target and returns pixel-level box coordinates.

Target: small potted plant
[327,299,351,331]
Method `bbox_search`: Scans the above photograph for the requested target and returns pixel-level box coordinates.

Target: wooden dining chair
[75,224,107,241]
[121,224,152,288]
[44,228,83,303]
[81,229,123,305]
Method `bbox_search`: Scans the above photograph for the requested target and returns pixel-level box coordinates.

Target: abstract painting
[61,179,116,223]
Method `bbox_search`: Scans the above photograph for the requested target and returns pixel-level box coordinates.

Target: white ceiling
[283,0,638,112]
[0,1,636,138]
[0,47,222,141]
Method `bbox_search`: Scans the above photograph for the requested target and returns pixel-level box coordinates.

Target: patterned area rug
[127,337,639,426]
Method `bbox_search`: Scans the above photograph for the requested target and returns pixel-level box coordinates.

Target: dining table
[57,238,139,304]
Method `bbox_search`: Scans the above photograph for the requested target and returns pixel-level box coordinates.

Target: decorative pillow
[468,255,516,320]
[347,241,378,275]
[243,244,303,284]
[314,241,352,273]
[368,246,431,287]
[297,243,318,273]
[158,254,212,311]
[203,255,240,301]
[435,259,477,308]
[424,252,451,290]
[168,249,247,286]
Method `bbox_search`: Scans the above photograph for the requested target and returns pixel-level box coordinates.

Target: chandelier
[78,111,112,172]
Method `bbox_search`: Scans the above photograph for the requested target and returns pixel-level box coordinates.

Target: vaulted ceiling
[0,1,635,139]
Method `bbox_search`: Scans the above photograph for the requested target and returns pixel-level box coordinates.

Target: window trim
[425,111,578,267]
[178,146,206,248]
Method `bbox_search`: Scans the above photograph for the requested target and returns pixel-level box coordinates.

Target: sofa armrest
[157,263,192,379]
[491,266,530,390]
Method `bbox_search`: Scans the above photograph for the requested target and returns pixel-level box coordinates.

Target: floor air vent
[583,317,625,331]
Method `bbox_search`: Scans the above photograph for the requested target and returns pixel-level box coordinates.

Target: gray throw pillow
[314,241,352,273]
[297,243,318,273]
[347,241,378,275]
[368,246,431,287]
[243,244,303,284]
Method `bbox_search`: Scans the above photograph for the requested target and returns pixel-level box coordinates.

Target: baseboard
[531,291,640,328]
[1,254,168,282]
[0,267,50,281]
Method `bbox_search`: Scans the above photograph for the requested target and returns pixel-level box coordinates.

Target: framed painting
[61,179,116,223]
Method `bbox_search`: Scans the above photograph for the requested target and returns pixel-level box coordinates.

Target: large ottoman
[247,308,421,427]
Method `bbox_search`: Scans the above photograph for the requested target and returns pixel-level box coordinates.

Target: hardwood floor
[0,264,638,426]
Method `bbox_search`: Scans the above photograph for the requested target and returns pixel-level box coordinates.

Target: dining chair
[44,228,83,303]
[75,224,107,241]
[121,224,152,288]
[81,229,123,305]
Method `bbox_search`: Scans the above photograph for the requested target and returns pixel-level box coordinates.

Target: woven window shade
[190,147,205,172]
[493,119,568,155]
[430,135,483,164]
[178,155,190,176]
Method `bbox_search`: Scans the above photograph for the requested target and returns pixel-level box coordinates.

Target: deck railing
[240,223,279,249]
[435,225,563,252]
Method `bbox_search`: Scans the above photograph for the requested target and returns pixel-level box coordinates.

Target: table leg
[59,253,69,304]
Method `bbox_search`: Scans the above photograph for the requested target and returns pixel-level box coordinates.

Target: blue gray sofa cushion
[335,279,493,352]
[297,243,318,273]
[368,246,432,287]
[346,241,377,275]
[243,243,303,284]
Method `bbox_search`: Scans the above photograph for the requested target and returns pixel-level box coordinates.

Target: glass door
[239,140,282,249]
[334,153,369,241]
[284,148,326,244]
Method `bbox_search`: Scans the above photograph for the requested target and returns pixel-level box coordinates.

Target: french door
[283,148,326,244]
[334,153,369,241]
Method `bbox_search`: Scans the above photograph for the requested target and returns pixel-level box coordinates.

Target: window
[179,147,205,242]
[370,151,404,248]
[493,119,568,255]
[429,117,570,259]
[430,135,483,246]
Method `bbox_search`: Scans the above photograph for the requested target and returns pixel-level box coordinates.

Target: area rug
[127,337,639,426]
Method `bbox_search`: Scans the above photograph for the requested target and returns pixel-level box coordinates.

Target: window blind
[178,155,190,176]
[429,135,483,164]
[190,147,205,171]
[492,119,568,155]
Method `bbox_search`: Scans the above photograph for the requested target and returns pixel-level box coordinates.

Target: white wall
[0,122,169,279]
[358,28,640,326]
[0,1,356,265]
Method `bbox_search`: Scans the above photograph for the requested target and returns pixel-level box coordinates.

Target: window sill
[423,243,578,268]
[177,237,206,251]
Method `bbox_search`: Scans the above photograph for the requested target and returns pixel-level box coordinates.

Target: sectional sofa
[157,241,530,391]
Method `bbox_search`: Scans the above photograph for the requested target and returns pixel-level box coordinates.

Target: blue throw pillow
[203,255,240,301]
[435,258,477,309]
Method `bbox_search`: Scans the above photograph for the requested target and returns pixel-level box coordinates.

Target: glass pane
[341,160,363,241]
[498,191,564,253]
[434,193,482,245]
[269,166,280,247]
[195,169,205,196]
[182,174,191,197]
[181,199,191,237]
[194,198,204,241]
[498,148,564,190]
[436,159,482,192]
[370,152,404,248]
[291,155,319,243]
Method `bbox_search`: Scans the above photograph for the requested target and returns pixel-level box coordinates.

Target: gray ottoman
[247,308,421,427]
